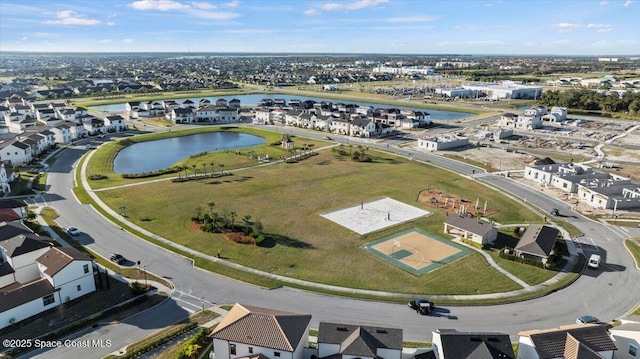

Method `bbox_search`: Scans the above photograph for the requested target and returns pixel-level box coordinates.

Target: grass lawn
[90,138,542,294]
[625,238,640,269]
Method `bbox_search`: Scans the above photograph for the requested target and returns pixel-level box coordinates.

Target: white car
[66,226,81,236]
[97,134,105,138]
[588,254,601,269]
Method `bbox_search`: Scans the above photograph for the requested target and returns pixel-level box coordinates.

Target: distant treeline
[541,89,640,114]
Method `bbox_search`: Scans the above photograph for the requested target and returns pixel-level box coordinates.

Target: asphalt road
[24,132,640,358]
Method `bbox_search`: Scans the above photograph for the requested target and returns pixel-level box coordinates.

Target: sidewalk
[76,148,583,302]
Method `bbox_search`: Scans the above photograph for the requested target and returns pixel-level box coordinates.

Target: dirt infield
[364,228,471,276]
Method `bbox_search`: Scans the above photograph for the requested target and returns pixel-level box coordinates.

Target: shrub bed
[122,166,185,179]
[499,251,545,268]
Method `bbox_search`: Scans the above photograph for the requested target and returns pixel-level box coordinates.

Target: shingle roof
[0,234,52,257]
[0,199,26,209]
[515,225,559,258]
[0,278,55,312]
[519,324,616,359]
[210,303,311,352]
[0,262,14,277]
[445,213,495,237]
[36,247,92,276]
[318,322,402,357]
[564,334,605,359]
[8,141,30,150]
[436,330,515,359]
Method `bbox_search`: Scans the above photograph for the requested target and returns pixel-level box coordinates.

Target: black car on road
[110,253,126,265]
[408,299,435,315]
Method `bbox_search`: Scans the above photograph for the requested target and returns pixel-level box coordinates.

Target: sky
[0,0,639,55]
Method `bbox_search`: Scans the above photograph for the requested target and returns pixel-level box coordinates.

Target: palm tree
[242,215,252,235]
[229,210,237,231]
[210,162,215,176]
[202,163,207,176]
[192,164,197,177]
[207,201,215,213]
[219,163,225,175]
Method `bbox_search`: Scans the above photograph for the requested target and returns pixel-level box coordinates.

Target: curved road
[27,131,640,358]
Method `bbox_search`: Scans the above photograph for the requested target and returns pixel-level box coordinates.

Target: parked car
[576,315,600,325]
[97,133,105,138]
[110,253,126,265]
[551,208,559,216]
[408,299,435,315]
[588,254,601,269]
[323,136,332,140]
[85,144,92,150]
[66,226,81,236]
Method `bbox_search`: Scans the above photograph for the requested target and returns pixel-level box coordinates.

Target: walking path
[72,145,583,302]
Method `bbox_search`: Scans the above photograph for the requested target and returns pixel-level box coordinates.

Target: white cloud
[98,39,113,44]
[222,0,240,7]
[624,0,632,7]
[20,36,28,42]
[191,2,217,10]
[123,38,135,44]
[107,21,116,26]
[586,23,613,32]
[43,10,102,26]
[484,3,492,7]
[552,22,582,33]
[304,8,320,16]
[599,1,608,4]
[128,0,240,21]
[129,0,191,11]
[321,0,388,11]
[385,15,435,23]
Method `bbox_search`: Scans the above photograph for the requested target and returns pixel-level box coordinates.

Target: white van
[588,254,601,269]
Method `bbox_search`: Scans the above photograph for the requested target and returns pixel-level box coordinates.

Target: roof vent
[376,329,388,334]
[337,327,348,332]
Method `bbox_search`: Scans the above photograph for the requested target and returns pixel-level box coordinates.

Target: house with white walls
[209,303,311,359]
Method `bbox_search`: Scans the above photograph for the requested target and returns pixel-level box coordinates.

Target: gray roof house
[518,324,616,359]
[444,213,498,246]
[210,303,312,359]
[514,225,559,264]
[431,329,515,359]
[317,322,403,359]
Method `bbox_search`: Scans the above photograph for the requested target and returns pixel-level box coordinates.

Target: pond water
[91,93,472,120]
[113,132,265,174]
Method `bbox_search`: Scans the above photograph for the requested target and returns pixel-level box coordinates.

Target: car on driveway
[110,253,126,265]
[588,254,601,269]
[576,315,600,325]
[66,226,81,236]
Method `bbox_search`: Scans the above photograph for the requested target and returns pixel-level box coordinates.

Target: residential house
[443,213,498,246]
[609,316,640,359]
[196,105,217,122]
[50,124,73,144]
[216,107,239,123]
[518,324,617,359]
[104,115,126,132]
[82,117,105,136]
[431,329,515,359]
[254,108,273,125]
[349,118,376,137]
[209,303,312,359]
[317,322,402,359]
[1,141,32,165]
[330,117,350,135]
[169,108,195,124]
[497,113,518,128]
[514,225,559,264]
[0,236,96,330]
[0,164,14,193]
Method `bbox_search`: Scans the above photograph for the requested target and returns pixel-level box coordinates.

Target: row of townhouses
[525,163,640,210]
[252,98,431,137]
[210,303,639,359]
[498,106,568,130]
[0,200,96,330]
[125,98,242,124]
[0,96,126,167]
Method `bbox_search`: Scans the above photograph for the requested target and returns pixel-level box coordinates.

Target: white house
[610,317,640,359]
[216,107,239,123]
[169,108,195,124]
[209,303,311,359]
[254,108,272,125]
[104,115,126,132]
[349,118,376,137]
[318,322,402,359]
[1,141,33,165]
[0,243,95,330]
[517,324,616,359]
[196,105,217,122]
[50,124,73,144]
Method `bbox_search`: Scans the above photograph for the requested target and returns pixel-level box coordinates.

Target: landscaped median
[624,238,640,269]
[75,126,584,304]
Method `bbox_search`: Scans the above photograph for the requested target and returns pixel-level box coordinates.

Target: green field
[87,127,546,294]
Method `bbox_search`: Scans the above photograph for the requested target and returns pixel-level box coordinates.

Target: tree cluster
[192,203,265,244]
[541,89,640,114]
